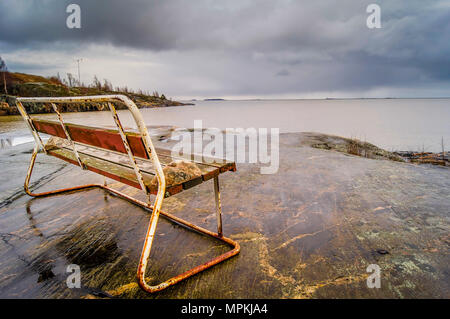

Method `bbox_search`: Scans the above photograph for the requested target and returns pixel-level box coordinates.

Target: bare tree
[67,73,75,87]
[103,78,113,91]
[0,56,8,94]
[92,75,101,90]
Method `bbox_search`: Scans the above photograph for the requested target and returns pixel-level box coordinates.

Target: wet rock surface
[0,133,448,298]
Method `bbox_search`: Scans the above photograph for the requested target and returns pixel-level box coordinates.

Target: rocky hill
[0,72,189,115]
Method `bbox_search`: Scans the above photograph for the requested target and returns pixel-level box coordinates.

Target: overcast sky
[0,0,449,99]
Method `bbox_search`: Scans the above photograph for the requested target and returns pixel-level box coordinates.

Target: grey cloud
[0,0,449,97]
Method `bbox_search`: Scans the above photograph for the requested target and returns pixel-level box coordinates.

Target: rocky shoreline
[299,132,448,167]
[0,94,191,116]
[393,151,449,166]
[300,132,405,162]
[0,72,192,116]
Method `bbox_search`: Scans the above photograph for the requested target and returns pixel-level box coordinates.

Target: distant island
[0,72,191,116]
[204,98,225,101]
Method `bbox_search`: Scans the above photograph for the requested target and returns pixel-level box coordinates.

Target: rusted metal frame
[50,103,85,169]
[15,100,46,154]
[106,98,168,294]
[214,176,223,237]
[107,101,148,195]
[23,144,101,197]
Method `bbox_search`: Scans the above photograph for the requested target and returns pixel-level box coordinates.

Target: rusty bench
[16,95,240,293]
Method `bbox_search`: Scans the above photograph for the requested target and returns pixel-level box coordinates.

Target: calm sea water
[1,98,449,152]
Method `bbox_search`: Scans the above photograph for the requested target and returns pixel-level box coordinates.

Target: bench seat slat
[47,147,148,190]
[47,146,186,196]
[155,149,237,173]
[44,136,236,197]
[45,137,225,180]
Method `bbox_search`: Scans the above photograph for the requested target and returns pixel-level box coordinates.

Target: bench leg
[214,176,223,237]
[134,177,239,294]
[98,183,240,294]
[24,146,102,197]
[135,213,240,293]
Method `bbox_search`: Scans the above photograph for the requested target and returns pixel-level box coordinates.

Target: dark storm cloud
[0,0,449,96]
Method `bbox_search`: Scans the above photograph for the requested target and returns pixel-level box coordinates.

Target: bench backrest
[32,119,150,159]
[16,94,167,215]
